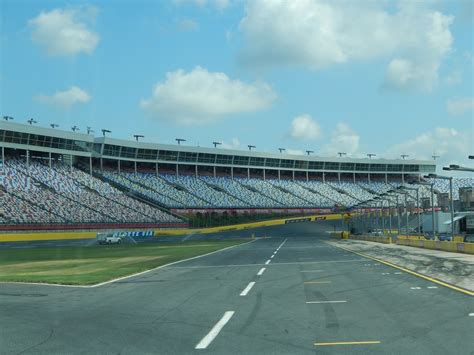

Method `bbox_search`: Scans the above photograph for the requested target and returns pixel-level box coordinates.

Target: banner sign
[113,230,155,238]
[285,217,312,224]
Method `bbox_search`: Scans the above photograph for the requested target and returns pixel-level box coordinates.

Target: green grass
[0,239,248,285]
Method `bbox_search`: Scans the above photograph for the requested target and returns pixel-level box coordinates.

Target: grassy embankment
[0,239,248,285]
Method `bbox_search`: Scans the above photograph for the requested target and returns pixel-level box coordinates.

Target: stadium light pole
[278,148,286,154]
[403,184,421,235]
[212,141,222,148]
[338,152,347,157]
[71,126,79,132]
[3,116,14,121]
[102,129,111,137]
[306,150,314,156]
[469,155,473,160]
[428,173,454,239]
[401,154,409,160]
[418,179,436,239]
[367,153,376,159]
[176,138,186,145]
[447,164,474,173]
[50,123,59,129]
[27,118,37,125]
[432,154,440,161]
[134,134,144,141]
[248,145,256,151]
[87,127,94,134]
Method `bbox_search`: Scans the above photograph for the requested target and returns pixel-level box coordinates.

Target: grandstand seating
[0,159,181,225]
[2,157,474,227]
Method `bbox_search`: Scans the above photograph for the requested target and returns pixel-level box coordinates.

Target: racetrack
[1,222,473,354]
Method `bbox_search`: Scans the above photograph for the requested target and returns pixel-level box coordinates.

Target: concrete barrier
[396,238,474,255]
[349,234,392,244]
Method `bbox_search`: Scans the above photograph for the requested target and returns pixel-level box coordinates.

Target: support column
[176,164,179,177]
[213,166,216,178]
[134,161,137,174]
[49,152,52,168]
[247,168,250,179]
[89,157,93,176]
[118,160,121,173]
[231,167,234,179]
[278,170,280,180]
[195,165,198,177]
[263,169,266,180]
[353,173,356,183]
[292,170,295,181]
[156,163,159,177]
[306,171,309,182]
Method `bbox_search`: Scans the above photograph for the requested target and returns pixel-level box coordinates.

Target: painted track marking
[306,300,347,304]
[304,281,331,284]
[257,268,266,276]
[301,270,323,273]
[195,311,235,349]
[265,260,271,265]
[326,242,474,296]
[240,282,256,296]
[314,341,380,346]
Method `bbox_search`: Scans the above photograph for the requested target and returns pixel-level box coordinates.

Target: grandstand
[1,121,473,229]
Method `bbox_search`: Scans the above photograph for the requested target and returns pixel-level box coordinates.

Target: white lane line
[427,286,438,289]
[306,301,347,304]
[276,238,288,250]
[301,270,323,273]
[394,272,403,275]
[270,255,274,259]
[410,287,422,290]
[240,282,256,296]
[257,268,266,276]
[469,313,474,317]
[195,311,235,349]
[265,260,271,265]
[381,273,390,275]
[169,259,366,269]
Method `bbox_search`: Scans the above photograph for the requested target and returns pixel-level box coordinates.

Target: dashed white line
[301,270,323,273]
[394,272,403,275]
[257,268,266,276]
[270,255,274,259]
[240,282,256,296]
[427,286,438,289]
[469,313,474,317]
[306,300,347,304]
[410,287,422,290]
[195,311,235,349]
[265,260,271,265]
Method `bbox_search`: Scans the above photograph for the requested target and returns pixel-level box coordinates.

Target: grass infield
[0,239,248,285]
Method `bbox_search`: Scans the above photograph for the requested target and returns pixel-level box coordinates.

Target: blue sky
[1,0,473,171]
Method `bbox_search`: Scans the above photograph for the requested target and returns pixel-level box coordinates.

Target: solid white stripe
[301,270,323,273]
[257,268,266,276]
[265,260,271,265]
[195,311,235,349]
[306,301,347,304]
[240,282,256,296]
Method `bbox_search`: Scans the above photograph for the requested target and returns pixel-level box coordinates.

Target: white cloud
[239,0,453,91]
[173,0,230,11]
[29,7,99,56]
[35,86,91,108]
[286,149,304,156]
[220,138,241,149]
[444,70,462,86]
[289,114,321,140]
[446,97,474,116]
[386,127,473,173]
[320,123,360,157]
[178,18,199,31]
[140,66,276,125]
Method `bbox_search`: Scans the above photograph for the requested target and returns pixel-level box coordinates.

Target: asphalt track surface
[1,222,473,354]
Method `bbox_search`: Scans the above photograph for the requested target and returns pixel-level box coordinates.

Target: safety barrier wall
[0,213,346,242]
[396,238,474,255]
[349,235,392,244]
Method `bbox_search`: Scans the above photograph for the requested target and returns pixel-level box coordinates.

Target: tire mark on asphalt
[16,328,54,355]
[238,292,262,333]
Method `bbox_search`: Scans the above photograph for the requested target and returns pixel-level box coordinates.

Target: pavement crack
[16,327,54,354]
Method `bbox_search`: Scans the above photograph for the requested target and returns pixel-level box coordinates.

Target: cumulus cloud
[35,86,91,108]
[320,123,360,156]
[386,127,473,173]
[239,0,453,91]
[173,0,230,11]
[286,149,305,156]
[446,97,474,116]
[289,114,321,140]
[140,66,276,125]
[29,7,99,56]
[220,138,241,149]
